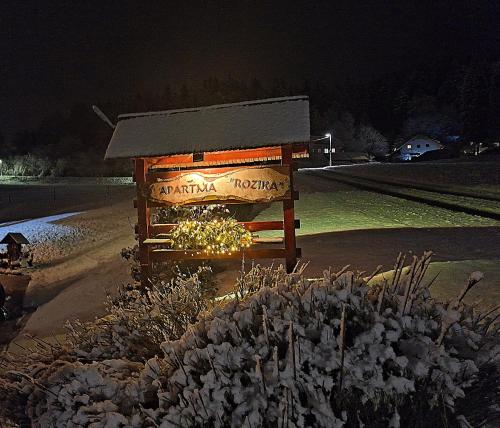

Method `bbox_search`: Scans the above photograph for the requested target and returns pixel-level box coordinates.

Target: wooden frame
[133,143,302,286]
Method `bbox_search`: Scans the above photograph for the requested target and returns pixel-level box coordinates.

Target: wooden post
[134,158,151,287]
[281,144,297,273]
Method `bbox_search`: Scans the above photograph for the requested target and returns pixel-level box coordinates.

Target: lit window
[407,144,412,149]
[324,148,329,153]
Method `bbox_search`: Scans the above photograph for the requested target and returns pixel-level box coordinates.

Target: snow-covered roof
[406,135,443,146]
[0,232,30,245]
[104,96,310,159]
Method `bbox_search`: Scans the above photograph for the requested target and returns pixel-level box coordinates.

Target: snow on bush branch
[0,252,498,427]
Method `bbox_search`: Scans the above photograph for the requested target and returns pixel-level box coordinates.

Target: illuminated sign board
[148,166,291,205]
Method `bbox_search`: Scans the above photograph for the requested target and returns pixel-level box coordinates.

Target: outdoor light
[325,133,332,166]
[0,159,3,176]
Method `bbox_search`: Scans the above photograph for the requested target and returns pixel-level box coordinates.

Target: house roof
[0,232,30,245]
[104,96,310,159]
[406,135,443,146]
[395,136,443,152]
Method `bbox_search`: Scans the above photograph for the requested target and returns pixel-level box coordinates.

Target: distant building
[308,137,337,165]
[308,137,370,166]
[396,136,443,161]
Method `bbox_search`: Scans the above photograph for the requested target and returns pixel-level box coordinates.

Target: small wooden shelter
[0,232,30,264]
[105,96,310,285]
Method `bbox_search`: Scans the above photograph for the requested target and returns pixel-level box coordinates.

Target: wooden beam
[151,247,301,261]
[147,144,309,169]
[144,237,284,246]
[148,153,193,168]
[135,158,151,286]
[150,220,300,235]
[281,144,298,273]
[150,248,296,261]
[252,237,284,244]
[143,238,173,245]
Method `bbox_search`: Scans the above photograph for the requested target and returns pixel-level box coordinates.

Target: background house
[396,136,443,161]
[307,137,370,166]
[308,137,336,166]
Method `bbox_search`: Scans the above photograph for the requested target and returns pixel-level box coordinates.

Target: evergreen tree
[459,61,490,140]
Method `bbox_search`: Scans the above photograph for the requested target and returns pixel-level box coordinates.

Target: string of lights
[171,218,252,255]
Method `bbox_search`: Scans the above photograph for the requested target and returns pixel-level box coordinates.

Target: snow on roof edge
[117,95,309,120]
[105,95,310,159]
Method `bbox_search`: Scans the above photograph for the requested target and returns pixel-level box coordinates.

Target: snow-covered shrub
[1,254,498,427]
[153,204,230,224]
[171,218,252,254]
[145,253,498,427]
[65,265,214,361]
[0,346,153,427]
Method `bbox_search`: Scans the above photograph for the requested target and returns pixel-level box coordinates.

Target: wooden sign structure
[148,165,291,205]
[104,96,311,286]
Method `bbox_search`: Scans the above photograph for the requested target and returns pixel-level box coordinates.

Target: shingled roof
[0,232,30,245]
[104,96,310,159]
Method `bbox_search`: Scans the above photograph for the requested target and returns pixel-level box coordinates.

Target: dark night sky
[1,0,500,139]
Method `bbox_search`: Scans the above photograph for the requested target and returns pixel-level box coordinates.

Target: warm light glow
[171,218,253,254]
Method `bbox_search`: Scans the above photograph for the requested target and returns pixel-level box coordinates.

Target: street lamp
[325,133,332,166]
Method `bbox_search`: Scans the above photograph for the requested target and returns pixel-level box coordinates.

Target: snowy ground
[255,173,500,236]
[2,171,499,343]
[0,212,88,263]
[0,179,135,223]
[315,159,500,188]
[0,185,136,344]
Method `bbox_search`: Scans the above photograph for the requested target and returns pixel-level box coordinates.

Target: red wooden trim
[202,145,307,162]
[147,144,309,169]
[150,220,300,235]
[242,220,300,232]
[205,147,282,162]
[135,158,151,286]
[281,144,298,273]
[149,154,193,167]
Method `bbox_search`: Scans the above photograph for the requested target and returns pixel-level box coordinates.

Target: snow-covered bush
[171,218,252,254]
[140,254,497,427]
[153,204,230,225]
[65,265,214,361]
[1,254,498,427]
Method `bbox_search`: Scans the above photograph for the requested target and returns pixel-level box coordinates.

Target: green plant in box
[171,218,252,254]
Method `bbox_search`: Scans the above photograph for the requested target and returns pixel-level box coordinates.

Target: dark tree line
[1,55,499,176]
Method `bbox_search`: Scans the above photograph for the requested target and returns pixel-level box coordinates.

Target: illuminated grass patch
[253,191,500,236]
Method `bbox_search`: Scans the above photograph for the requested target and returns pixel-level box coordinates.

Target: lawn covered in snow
[253,190,500,237]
